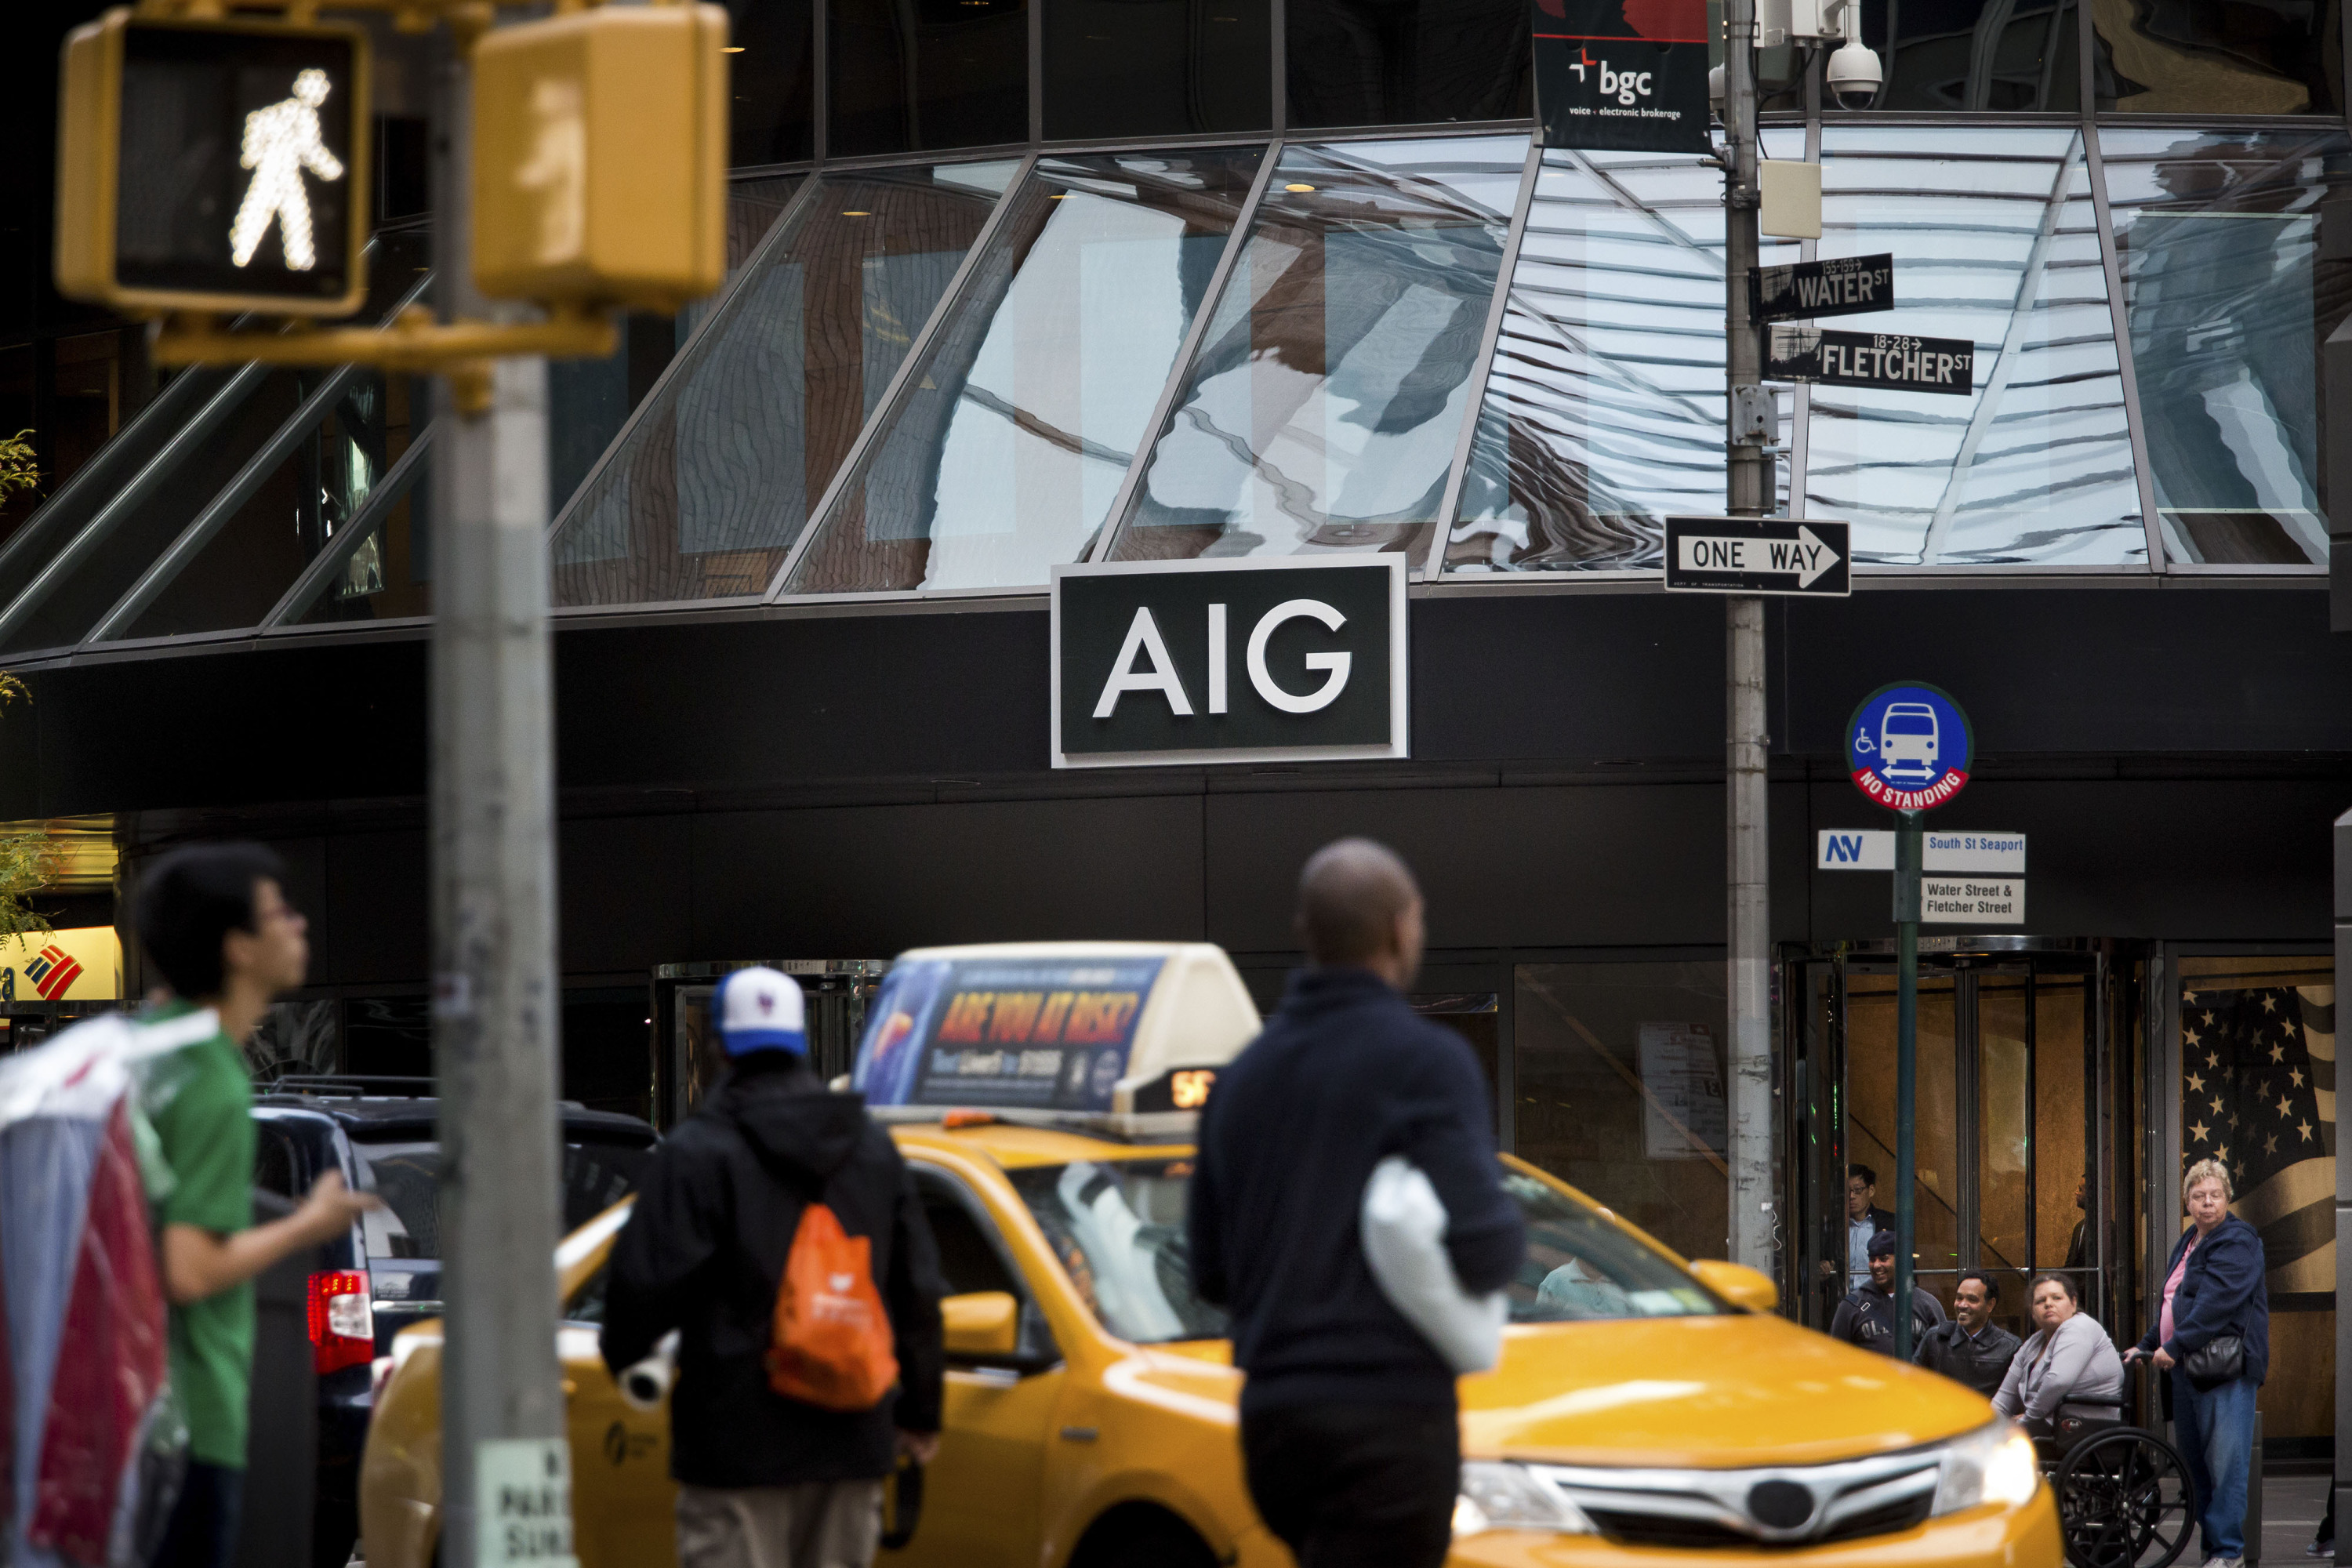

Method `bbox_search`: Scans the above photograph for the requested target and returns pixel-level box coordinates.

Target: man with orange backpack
[601,967,946,1568]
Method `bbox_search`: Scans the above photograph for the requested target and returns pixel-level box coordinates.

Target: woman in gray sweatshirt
[1993,1273,2125,1431]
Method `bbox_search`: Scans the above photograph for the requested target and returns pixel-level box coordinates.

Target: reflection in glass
[1111,137,1526,564]
[1043,0,1272,139]
[1448,143,1798,572]
[2103,129,2352,564]
[2032,978,2089,1270]
[1856,0,2078,110]
[829,0,1029,158]
[788,149,1265,594]
[1285,0,1530,128]
[2092,0,2339,114]
[548,162,1018,607]
[1806,127,2143,565]
[1512,962,1728,1265]
[1977,978,2031,1276]
[1847,973,1962,1277]
[726,0,816,165]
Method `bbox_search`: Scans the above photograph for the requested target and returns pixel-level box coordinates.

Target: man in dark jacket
[601,967,946,1568]
[1828,1231,1946,1355]
[1189,838,1525,1568]
[1912,1270,2020,1396]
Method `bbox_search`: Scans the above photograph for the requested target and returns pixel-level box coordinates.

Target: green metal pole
[1893,809,1922,1360]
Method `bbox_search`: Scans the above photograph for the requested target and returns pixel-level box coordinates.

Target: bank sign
[1051,557,1408,768]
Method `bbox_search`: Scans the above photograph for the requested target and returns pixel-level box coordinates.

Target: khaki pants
[674,1479,884,1568]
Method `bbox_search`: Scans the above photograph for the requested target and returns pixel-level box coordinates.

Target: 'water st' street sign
[1848,682,1973,810]
[1768,326,1975,397]
[1751,253,1894,324]
[1662,517,1850,597]
[1922,877,2024,924]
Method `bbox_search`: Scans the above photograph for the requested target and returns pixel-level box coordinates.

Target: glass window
[786,148,1265,594]
[1854,0,2078,111]
[829,0,1029,158]
[1109,136,1526,566]
[1285,0,1531,129]
[549,161,1019,608]
[2103,129,2352,566]
[1512,962,1728,1265]
[1805,126,2143,566]
[1448,143,1799,574]
[727,0,817,165]
[2093,0,2339,114]
[1507,1168,1728,1319]
[1043,0,1272,139]
[354,1136,652,1261]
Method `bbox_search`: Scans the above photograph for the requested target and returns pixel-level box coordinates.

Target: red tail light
[307,1270,374,1374]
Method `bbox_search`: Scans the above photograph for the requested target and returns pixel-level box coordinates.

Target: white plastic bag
[1359,1156,1506,1375]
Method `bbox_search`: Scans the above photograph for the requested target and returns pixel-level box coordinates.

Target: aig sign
[1051,557,1408,768]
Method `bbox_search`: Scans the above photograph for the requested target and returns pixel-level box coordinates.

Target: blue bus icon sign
[1848,682,1971,810]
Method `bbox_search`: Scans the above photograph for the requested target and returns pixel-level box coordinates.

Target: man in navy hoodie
[1188,838,1524,1568]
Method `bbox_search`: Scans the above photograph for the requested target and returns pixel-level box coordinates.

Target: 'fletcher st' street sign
[1663,517,1850,597]
[1768,326,1975,397]
[1751,253,1894,324]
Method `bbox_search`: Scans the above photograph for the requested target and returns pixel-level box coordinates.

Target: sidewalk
[2267,1474,2329,1563]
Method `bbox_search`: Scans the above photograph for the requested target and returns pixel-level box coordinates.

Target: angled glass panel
[2103,128,2352,566]
[1110,136,1526,564]
[786,148,1266,595]
[1447,142,1799,573]
[549,160,1019,607]
[1804,127,2142,566]
[0,228,434,655]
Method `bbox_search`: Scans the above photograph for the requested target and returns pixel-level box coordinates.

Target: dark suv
[249,1077,656,1568]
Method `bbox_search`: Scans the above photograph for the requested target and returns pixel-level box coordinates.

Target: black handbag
[2183,1332,2245,1391]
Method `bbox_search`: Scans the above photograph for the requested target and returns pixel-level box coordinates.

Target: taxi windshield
[1009,1158,1724,1345]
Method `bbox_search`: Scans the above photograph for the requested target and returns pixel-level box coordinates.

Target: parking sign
[1847,682,1972,811]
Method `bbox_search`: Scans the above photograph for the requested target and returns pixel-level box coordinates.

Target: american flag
[2181,983,2337,1293]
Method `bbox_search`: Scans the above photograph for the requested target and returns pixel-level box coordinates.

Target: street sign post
[1664,517,1850,596]
[1751,253,1894,323]
[1847,681,1975,1361]
[1768,326,1975,397]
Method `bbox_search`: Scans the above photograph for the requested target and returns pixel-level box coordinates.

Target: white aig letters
[1052,557,1408,768]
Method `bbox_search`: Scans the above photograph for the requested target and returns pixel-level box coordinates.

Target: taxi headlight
[1931,1421,2040,1515]
[1453,1462,1596,1537]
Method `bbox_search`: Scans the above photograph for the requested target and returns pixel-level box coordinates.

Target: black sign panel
[1751,253,1895,323]
[1663,517,1851,597]
[116,21,361,303]
[1052,557,1408,768]
[1767,327,1975,397]
[1531,0,1711,153]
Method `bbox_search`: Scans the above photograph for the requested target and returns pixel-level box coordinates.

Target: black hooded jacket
[600,1054,946,1488]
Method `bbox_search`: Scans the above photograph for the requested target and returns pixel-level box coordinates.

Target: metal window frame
[260,423,437,630]
[760,152,1044,601]
[2081,126,2169,572]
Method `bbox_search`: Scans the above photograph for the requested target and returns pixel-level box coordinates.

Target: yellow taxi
[361,942,2061,1568]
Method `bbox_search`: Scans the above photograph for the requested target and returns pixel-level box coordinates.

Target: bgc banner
[1532,0,1711,154]
[855,955,1166,1112]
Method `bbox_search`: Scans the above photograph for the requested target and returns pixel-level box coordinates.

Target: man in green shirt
[136,844,378,1568]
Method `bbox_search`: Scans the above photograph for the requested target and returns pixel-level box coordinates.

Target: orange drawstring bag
[765,1202,899,1411]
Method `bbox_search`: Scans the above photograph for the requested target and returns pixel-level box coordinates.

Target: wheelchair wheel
[2053,1428,2192,1568]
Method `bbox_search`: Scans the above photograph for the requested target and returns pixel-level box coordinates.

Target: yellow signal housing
[56,8,370,317]
[471,5,729,314]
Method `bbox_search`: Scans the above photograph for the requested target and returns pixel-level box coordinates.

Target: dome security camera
[1824,37,1882,108]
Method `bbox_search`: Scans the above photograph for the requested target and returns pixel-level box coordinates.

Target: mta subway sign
[1847,682,1973,811]
[1051,557,1407,768]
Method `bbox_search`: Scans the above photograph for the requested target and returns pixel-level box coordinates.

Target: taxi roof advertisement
[855,954,1167,1112]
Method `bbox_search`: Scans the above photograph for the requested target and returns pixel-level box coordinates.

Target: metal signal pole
[429,24,575,1568]
[1723,0,1776,1277]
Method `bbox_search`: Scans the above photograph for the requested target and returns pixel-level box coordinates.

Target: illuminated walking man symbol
[229,68,343,271]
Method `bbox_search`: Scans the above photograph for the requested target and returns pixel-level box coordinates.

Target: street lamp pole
[1724,0,1776,1277]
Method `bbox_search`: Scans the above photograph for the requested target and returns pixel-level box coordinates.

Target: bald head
[1296,838,1425,985]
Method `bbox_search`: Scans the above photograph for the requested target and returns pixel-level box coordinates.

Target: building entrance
[1786,945,2117,1346]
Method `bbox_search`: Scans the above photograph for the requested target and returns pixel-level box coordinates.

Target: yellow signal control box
[56,9,371,317]
[471,5,729,314]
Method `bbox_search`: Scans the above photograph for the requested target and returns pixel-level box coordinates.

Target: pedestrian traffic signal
[470,4,728,313]
[56,9,370,317]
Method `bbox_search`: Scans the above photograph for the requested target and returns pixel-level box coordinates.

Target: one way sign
[1663,517,1850,597]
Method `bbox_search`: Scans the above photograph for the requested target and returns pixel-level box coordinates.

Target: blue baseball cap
[714,967,807,1055]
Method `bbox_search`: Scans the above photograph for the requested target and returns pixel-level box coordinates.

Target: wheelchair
[2033,1396,2193,1568]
